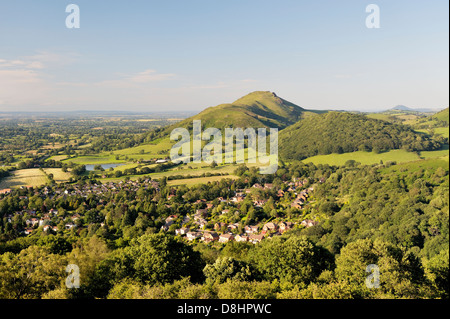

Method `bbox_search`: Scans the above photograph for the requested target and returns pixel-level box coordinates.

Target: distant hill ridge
[163,91,323,133]
[389,105,441,113]
[154,91,443,161]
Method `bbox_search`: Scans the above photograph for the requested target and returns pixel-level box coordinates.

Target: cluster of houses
[175,219,306,244]
[5,207,83,235]
[2,174,323,240]
[167,178,321,244]
[59,179,160,197]
[2,179,161,236]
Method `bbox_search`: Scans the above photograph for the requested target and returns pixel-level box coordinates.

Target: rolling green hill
[432,107,449,124]
[163,91,323,132]
[279,111,442,160]
[58,92,445,172]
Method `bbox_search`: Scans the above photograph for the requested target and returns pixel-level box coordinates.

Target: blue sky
[0,0,448,112]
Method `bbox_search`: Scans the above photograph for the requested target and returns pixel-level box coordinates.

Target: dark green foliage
[36,235,72,255]
[247,235,334,285]
[203,257,256,284]
[279,111,442,160]
[335,238,427,298]
[424,249,449,298]
[93,233,205,297]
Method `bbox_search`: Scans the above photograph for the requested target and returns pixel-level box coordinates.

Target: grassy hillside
[412,107,449,132]
[163,91,323,132]
[432,107,449,124]
[302,149,421,166]
[279,111,442,160]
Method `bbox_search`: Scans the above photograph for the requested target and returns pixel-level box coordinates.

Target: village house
[245,225,259,234]
[291,200,303,209]
[197,218,208,229]
[26,218,40,227]
[202,231,219,243]
[264,183,273,190]
[235,234,249,242]
[39,216,51,227]
[65,222,76,230]
[0,189,12,195]
[175,227,190,235]
[165,215,177,223]
[279,221,294,232]
[186,231,202,241]
[297,192,308,202]
[161,215,178,231]
[253,199,268,207]
[249,234,264,244]
[301,219,318,228]
[195,209,208,217]
[43,225,58,232]
[263,222,278,232]
[231,194,245,203]
[219,233,234,243]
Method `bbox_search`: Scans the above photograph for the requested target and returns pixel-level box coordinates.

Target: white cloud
[0,58,44,70]
[0,51,179,110]
[0,55,55,109]
[0,52,259,111]
[0,68,51,108]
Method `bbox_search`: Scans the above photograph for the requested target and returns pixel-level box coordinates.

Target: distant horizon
[0,103,446,115]
[0,90,447,115]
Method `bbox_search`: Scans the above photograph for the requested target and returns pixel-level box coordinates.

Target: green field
[63,154,125,165]
[0,169,48,189]
[43,168,72,182]
[379,156,449,176]
[434,127,449,138]
[0,168,72,189]
[167,175,239,187]
[420,144,450,159]
[61,138,174,166]
[365,113,393,121]
[47,155,70,162]
[112,138,174,160]
[301,149,421,166]
[415,127,449,139]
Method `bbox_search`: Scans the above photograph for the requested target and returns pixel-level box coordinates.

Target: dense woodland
[0,159,448,299]
[279,112,445,160]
